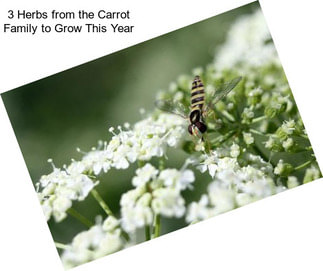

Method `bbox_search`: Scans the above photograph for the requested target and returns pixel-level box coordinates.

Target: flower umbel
[35,9,321,269]
[120,163,195,233]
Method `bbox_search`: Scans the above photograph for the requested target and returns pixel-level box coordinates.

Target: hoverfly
[155,75,242,139]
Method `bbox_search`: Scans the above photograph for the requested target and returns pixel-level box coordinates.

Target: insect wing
[211,76,242,104]
[155,99,189,119]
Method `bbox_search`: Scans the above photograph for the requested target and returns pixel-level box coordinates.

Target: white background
[0,0,323,270]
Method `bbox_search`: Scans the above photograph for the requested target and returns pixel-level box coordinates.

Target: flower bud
[215,100,226,111]
[230,143,240,158]
[282,138,294,151]
[195,141,205,152]
[227,102,234,111]
[265,105,279,118]
[137,193,152,207]
[248,95,261,106]
[274,160,293,177]
[243,132,254,145]
[275,127,288,140]
[247,87,263,106]
[277,95,289,113]
[279,101,287,113]
[287,176,299,189]
[303,166,321,184]
[102,216,120,232]
[242,107,254,124]
[276,120,295,140]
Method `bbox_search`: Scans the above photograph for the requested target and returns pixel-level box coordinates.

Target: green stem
[153,214,161,238]
[67,208,93,228]
[90,188,114,217]
[211,130,236,146]
[145,225,151,241]
[294,160,313,171]
[252,115,267,124]
[55,242,70,250]
[221,110,235,122]
[249,129,276,138]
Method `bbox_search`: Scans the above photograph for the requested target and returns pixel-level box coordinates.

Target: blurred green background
[1,3,258,246]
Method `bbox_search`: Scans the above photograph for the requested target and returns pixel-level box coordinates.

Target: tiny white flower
[186,195,210,222]
[230,143,240,158]
[281,120,295,135]
[198,154,218,178]
[287,176,299,189]
[282,138,294,150]
[102,216,120,232]
[208,184,236,214]
[274,159,284,175]
[236,193,254,206]
[249,87,263,97]
[242,107,254,119]
[178,170,195,190]
[152,188,185,218]
[41,199,53,221]
[195,140,205,152]
[52,196,72,222]
[187,149,284,223]
[159,169,195,191]
[132,164,158,187]
[121,205,153,232]
[62,220,124,269]
[243,132,254,145]
[265,136,275,149]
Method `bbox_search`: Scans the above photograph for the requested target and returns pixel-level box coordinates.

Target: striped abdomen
[190,75,205,112]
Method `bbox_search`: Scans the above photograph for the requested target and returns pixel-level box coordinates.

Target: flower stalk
[55,242,70,250]
[145,225,151,241]
[90,188,114,217]
[294,160,313,172]
[67,208,93,228]
[153,214,161,238]
[252,115,267,123]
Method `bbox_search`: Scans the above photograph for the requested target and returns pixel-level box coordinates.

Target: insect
[155,75,242,139]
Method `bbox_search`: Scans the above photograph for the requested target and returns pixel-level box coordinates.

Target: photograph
[1,1,321,269]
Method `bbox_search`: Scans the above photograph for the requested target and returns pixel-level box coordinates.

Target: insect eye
[195,121,207,133]
[188,125,193,135]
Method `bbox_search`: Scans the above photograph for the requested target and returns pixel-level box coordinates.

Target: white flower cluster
[77,112,186,174]
[304,165,321,184]
[61,216,124,269]
[37,113,186,222]
[215,9,279,70]
[36,8,321,270]
[186,147,285,223]
[120,163,194,233]
[37,161,98,222]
